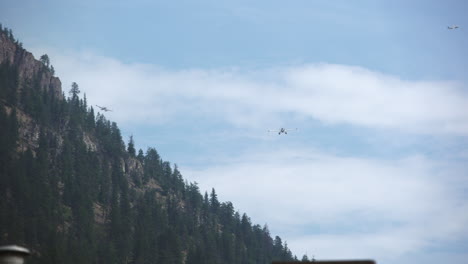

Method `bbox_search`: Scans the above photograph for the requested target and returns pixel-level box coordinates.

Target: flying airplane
[448,25,459,29]
[268,128,298,135]
[95,105,112,112]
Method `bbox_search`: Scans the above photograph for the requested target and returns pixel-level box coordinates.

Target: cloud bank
[37,49,468,135]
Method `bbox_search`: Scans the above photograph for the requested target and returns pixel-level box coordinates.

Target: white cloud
[28,48,468,263]
[180,148,468,263]
[31,48,468,134]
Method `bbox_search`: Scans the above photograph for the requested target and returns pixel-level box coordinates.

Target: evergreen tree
[137,149,144,161]
[40,54,50,67]
[69,82,80,99]
[0,60,19,105]
[127,135,136,157]
[210,188,220,214]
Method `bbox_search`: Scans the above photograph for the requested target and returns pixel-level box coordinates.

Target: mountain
[0,25,297,264]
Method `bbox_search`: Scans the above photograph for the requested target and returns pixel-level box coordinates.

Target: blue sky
[2,1,468,263]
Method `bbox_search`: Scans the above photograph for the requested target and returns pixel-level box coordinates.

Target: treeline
[0,23,23,48]
[0,28,299,264]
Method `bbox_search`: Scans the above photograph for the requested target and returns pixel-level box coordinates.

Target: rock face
[0,31,64,153]
[1,28,297,264]
[0,32,63,100]
[15,107,41,152]
[0,29,147,182]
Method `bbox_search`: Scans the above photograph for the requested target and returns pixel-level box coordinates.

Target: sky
[2,0,468,263]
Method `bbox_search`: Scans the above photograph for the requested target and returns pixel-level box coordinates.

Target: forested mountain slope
[0,26,297,264]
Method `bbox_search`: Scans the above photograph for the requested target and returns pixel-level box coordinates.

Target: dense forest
[0,25,301,264]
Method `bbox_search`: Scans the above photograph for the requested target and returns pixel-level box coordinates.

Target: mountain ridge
[0,25,298,264]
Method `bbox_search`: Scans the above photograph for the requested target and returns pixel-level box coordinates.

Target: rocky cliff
[0,26,296,264]
[0,32,62,100]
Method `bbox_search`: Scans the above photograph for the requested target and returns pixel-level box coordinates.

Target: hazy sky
[2,1,468,263]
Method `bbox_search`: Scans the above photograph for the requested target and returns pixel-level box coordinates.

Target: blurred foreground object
[273,260,375,264]
[0,245,30,264]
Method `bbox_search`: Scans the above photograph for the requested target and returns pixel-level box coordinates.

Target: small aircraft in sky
[268,128,298,135]
[95,105,112,112]
[447,25,459,30]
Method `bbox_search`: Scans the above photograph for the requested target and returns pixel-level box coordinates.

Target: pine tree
[40,54,50,67]
[69,82,80,99]
[210,188,220,214]
[127,135,136,157]
[137,149,144,161]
